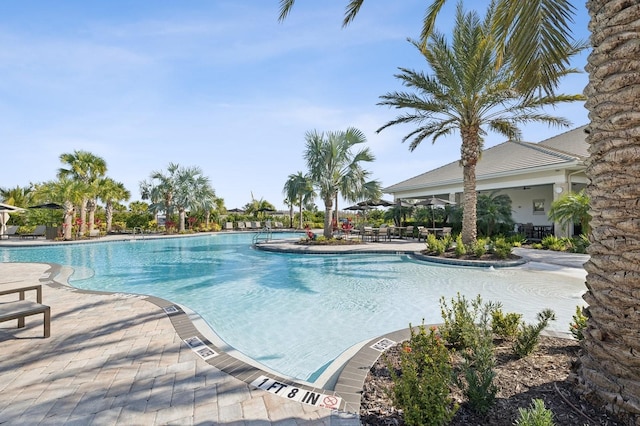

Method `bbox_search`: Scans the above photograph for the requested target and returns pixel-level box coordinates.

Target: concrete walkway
[0,233,588,425]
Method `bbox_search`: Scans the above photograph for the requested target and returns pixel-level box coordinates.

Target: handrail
[252,226,272,245]
[132,227,143,239]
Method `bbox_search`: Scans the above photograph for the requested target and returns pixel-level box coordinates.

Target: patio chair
[20,225,46,239]
[361,226,375,242]
[236,222,246,231]
[404,225,415,239]
[245,221,253,230]
[224,222,234,231]
[378,224,391,241]
[417,226,430,241]
[437,227,452,238]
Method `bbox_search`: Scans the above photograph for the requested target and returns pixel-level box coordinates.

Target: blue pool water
[1,233,586,381]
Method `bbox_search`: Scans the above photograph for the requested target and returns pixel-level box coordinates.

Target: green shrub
[490,237,513,259]
[472,238,487,257]
[426,234,446,255]
[568,234,590,253]
[569,306,588,340]
[491,309,522,340]
[513,309,556,358]
[440,294,479,349]
[442,234,454,250]
[455,301,499,414]
[531,243,543,249]
[388,323,458,426]
[515,399,555,426]
[454,234,467,257]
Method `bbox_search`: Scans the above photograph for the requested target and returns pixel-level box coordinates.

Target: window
[533,199,545,214]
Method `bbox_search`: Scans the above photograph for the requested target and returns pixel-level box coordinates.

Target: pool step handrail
[252,226,272,245]
[132,227,144,240]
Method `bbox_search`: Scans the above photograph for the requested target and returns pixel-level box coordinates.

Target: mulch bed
[360,336,625,425]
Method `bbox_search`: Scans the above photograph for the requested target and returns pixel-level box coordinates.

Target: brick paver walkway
[0,262,358,425]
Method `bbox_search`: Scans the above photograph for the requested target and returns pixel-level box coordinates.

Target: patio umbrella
[28,202,65,226]
[227,208,245,213]
[344,204,374,211]
[357,199,394,207]
[414,197,456,229]
[0,203,25,236]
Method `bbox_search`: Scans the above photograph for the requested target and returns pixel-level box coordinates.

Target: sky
[0,1,591,211]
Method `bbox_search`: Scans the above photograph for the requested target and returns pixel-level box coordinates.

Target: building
[383,126,589,237]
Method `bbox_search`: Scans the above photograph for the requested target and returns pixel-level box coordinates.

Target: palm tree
[243,195,276,220]
[576,4,640,417]
[283,172,315,229]
[303,127,381,238]
[547,189,590,236]
[97,178,131,233]
[376,6,582,246]
[58,150,107,235]
[141,163,215,233]
[476,190,514,237]
[0,185,33,207]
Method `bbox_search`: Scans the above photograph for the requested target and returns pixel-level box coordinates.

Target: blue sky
[0,1,591,211]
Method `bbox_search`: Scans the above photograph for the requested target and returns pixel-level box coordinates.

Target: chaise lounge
[0,285,50,338]
[20,225,46,239]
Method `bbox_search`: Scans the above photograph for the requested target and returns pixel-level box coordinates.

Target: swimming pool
[1,233,586,382]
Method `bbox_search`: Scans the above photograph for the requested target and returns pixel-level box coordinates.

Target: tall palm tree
[141,163,216,233]
[97,178,131,233]
[58,150,107,235]
[304,127,381,238]
[283,172,315,229]
[376,6,582,245]
[576,2,640,420]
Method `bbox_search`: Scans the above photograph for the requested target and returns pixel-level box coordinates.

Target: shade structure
[227,208,245,213]
[414,197,456,228]
[0,203,26,236]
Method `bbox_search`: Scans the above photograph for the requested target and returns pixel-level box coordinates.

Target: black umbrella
[227,208,245,213]
[344,204,373,211]
[29,203,64,210]
[414,197,456,228]
[28,202,65,227]
[357,199,394,207]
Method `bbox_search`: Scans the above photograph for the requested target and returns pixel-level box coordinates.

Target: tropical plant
[243,195,276,220]
[303,127,381,238]
[548,189,590,236]
[283,172,315,229]
[97,178,131,233]
[476,191,514,237]
[57,150,107,234]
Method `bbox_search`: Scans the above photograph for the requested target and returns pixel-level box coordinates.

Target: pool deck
[0,232,588,425]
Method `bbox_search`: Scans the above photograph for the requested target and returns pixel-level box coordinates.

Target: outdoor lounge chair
[1,225,19,239]
[20,225,46,239]
[224,222,234,231]
[236,222,246,231]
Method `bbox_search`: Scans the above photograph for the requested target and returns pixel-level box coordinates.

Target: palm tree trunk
[575,0,640,421]
[178,209,186,232]
[323,196,333,238]
[63,203,74,240]
[87,199,96,233]
[80,198,88,234]
[106,202,113,233]
[298,197,303,230]
[460,127,480,245]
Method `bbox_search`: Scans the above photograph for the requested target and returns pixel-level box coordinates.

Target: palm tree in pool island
[303,127,381,239]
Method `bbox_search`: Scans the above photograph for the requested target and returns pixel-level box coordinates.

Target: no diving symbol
[322,395,339,408]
